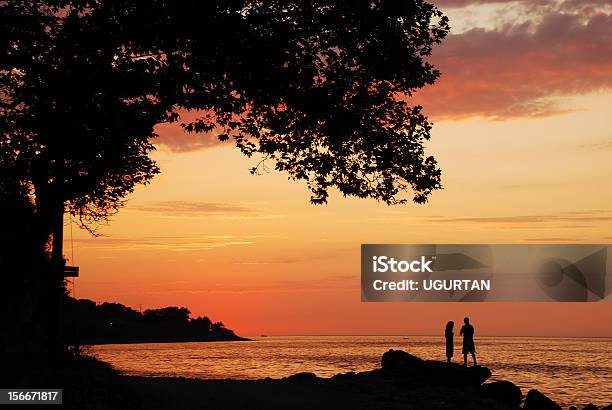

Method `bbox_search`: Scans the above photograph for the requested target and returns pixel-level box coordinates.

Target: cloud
[130,201,285,222]
[74,235,256,252]
[371,210,612,230]
[232,260,295,265]
[580,139,612,150]
[154,0,612,154]
[231,248,352,265]
[133,201,251,215]
[154,110,228,152]
[144,275,356,295]
[222,214,285,221]
[415,3,612,119]
[524,237,585,242]
[434,0,521,7]
[422,210,612,224]
[433,0,611,9]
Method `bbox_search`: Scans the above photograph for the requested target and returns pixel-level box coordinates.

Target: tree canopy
[62,297,243,344]
[1,0,449,237]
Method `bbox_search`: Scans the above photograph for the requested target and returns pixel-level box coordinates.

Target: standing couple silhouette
[445,317,477,366]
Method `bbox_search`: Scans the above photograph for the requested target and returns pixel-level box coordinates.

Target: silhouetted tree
[190,317,213,334]
[1,0,448,238]
[62,298,241,343]
[143,307,191,325]
[1,0,449,354]
[98,302,141,323]
[0,166,52,356]
[212,322,226,332]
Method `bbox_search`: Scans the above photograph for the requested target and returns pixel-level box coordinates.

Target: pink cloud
[154,110,228,152]
[156,2,612,152]
[434,0,522,7]
[414,10,612,120]
[433,0,611,9]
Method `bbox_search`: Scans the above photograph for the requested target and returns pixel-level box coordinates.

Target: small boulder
[582,405,599,410]
[379,350,491,387]
[286,372,317,381]
[524,389,562,410]
[380,349,423,378]
[381,349,423,369]
[481,380,522,407]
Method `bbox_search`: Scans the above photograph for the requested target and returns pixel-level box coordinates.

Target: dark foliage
[62,297,244,344]
[0,177,55,356]
[1,0,448,356]
[1,0,449,243]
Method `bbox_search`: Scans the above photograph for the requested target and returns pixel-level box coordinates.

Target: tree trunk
[49,197,64,361]
[32,154,66,362]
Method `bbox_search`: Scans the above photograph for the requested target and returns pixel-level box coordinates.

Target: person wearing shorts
[460,317,477,366]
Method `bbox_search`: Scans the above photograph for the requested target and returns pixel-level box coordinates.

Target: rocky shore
[5,349,608,409]
[122,349,611,410]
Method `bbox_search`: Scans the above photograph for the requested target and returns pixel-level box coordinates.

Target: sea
[92,336,612,408]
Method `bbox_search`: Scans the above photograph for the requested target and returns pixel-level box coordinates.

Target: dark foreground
[122,350,611,410]
[4,350,610,410]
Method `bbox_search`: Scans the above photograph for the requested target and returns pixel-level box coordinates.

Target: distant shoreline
[86,335,252,345]
[65,297,251,346]
[85,335,612,344]
[242,334,612,339]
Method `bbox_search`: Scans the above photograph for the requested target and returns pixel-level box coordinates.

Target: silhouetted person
[460,317,477,366]
[445,321,454,363]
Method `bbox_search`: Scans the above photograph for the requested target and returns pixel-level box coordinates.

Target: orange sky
[65,1,612,337]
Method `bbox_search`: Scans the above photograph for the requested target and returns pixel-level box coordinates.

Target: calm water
[93,336,612,408]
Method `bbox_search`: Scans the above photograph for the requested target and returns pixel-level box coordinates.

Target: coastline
[85,335,252,345]
[6,348,609,409]
[92,335,612,407]
[117,349,611,410]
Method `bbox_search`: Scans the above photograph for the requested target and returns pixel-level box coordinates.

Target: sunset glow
[66,1,612,337]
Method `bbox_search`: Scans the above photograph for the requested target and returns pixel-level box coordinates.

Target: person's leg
[471,352,477,366]
[463,353,467,365]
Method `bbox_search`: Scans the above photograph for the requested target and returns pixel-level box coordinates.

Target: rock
[422,360,491,386]
[524,389,562,410]
[331,371,356,380]
[286,372,317,381]
[582,405,599,410]
[379,349,491,386]
[481,380,522,407]
[381,349,423,374]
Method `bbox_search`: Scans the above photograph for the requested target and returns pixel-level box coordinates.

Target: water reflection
[93,336,612,407]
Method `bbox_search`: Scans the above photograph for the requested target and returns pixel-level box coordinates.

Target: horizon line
[244,334,612,339]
